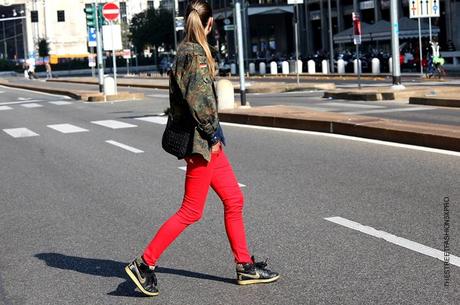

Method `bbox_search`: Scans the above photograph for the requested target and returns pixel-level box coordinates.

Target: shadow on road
[34,253,234,297]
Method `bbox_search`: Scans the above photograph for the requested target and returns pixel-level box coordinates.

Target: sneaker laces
[251,256,269,269]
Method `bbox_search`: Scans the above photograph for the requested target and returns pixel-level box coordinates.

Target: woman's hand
[211,142,221,153]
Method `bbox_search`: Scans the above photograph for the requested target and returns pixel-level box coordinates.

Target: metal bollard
[337,59,345,74]
[388,57,393,73]
[216,79,235,110]
[259,62,266,75]
[282,61,289,74]
[249,62,256,74]
[322,60,329,74]
[296,60,303,74]
[308,60,316,74]
[372,58,380,74]
[270,61,277,75]
[230,63,237,75]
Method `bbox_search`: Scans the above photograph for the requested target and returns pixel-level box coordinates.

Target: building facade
[0,0,159,61]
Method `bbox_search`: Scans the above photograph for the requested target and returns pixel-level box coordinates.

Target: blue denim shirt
[211,123,226,146]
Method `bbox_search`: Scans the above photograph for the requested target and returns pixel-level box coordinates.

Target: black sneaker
[125,256,159,296]
[236,256,280,285]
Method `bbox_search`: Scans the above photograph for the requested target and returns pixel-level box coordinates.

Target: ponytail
[183,1,216,77]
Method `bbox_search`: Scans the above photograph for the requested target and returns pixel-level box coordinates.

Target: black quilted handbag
[162,114,193,159]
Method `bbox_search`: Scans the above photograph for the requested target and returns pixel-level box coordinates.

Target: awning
[333,17,440,43]
[248,6,293,16]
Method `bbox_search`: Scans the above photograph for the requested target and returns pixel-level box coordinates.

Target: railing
[440,51,460,70]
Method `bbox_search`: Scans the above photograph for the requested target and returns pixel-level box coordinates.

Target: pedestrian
[125,0,279,297]
[45,62,53,79]
[27,61,37,80]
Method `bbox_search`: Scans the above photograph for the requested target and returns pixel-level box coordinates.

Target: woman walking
[125,0,279,297]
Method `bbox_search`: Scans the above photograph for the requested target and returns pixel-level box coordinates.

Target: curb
[409,97,460,108]
[218,109,460,152]
[323,91,395,101]
[47,79,170,90]
[0,80,82,99]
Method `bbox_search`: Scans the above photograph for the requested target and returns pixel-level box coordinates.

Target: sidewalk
[219,105,460,152]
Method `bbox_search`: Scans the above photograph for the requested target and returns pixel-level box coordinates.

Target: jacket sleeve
[175,54,218,141]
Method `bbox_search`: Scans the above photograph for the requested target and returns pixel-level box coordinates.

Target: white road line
[47,124,89,134]
[178,166,246,187]
[21,103,43,108]
[91,120,137,129]
[343,106,435,115]
[18,97,32,101]
[323,102,385,109]
[0,106,12,111]
[105,140,144,153]
[48,101,73,106]
[135,116,167,125]
[325,216,460,267]
[3,128,39,138]
[220,122,460,157]
[147,94,169,98]
[0,100,43,106]
[0,91,4,94]
[0,85,72,99]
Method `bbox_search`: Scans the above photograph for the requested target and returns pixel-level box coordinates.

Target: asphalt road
[0,86,459,305]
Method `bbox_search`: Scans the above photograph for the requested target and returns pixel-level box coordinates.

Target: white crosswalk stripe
[48,101,73,106]
[91,120,137,129]
[21,103,43,108]
[106,140,144,153]
[47,124,89,134]
[3,128,39,138]
[0,106,12,111]
[135,116,167,125]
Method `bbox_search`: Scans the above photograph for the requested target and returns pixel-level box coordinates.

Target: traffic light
[97,4,109,27]
[84,4,96,28]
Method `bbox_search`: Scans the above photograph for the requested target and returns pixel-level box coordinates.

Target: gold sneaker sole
[237,274,280,285]
[125,265,159,296]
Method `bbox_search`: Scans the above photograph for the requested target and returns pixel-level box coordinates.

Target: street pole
[390,0,402,86]
[2,20,7,59]
[418,18,423,76]
[111,21,118,95]
[327,0,334,73]
[294,4,300,86]
[428,17,432,42]
[235,1,246,106]
[95,2,104,93]
[172,0,177,52]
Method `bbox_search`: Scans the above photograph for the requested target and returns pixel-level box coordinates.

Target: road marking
[0,100,43,106]
[0,106,12,111]
[0,91,4,94]
[325,216,460,267]
[178,166,246,187]
[135,116,167,125]
[105,140,144,153]
[220,122,460,157]
[3,128,39,138]
[18,97,32,101]
[323,102,385,109]
[47,124,89,134]
[91,120,137,129]
[21,103,43,108]
[343,106,435,115]
[48,101,73,106]
[0,85,72,99]
[147,94,169,98]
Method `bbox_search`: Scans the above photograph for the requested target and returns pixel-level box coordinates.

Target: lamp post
[1,14,6,59]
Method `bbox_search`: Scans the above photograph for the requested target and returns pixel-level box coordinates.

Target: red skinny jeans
[143,147,252,266]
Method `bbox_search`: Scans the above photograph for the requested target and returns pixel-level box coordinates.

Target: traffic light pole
[94,3,104,93]
[235,0,246,106]
[390,0,402,86]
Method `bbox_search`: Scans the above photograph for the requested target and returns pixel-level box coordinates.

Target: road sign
[102,2,120,21]
[102,24,122,51]
[88,27,97,47]
[123,49,131,59]
[409,0,440,18]
[353,12,362,45]
[224,24,234,31]
[88,54,96,67]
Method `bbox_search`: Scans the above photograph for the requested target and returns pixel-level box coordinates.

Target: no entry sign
[102,2,120,21]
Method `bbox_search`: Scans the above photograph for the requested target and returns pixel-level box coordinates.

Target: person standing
[45,62,53,79]
[125,0,279,297]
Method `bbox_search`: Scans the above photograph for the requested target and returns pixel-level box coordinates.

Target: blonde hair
[183,0,216,76]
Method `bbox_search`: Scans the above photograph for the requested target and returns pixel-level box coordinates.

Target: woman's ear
[205,17,214,35]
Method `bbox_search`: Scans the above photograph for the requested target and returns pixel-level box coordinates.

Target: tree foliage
[37,38,50,59]
[129,8,174,52]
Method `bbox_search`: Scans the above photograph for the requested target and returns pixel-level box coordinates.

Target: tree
[129,8,174,53]
[37,38,50,62]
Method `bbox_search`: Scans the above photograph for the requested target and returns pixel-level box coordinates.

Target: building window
[31,10,38,23]
[57,10,65,22]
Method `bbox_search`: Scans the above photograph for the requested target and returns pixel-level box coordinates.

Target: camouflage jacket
[169,42,220,162]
